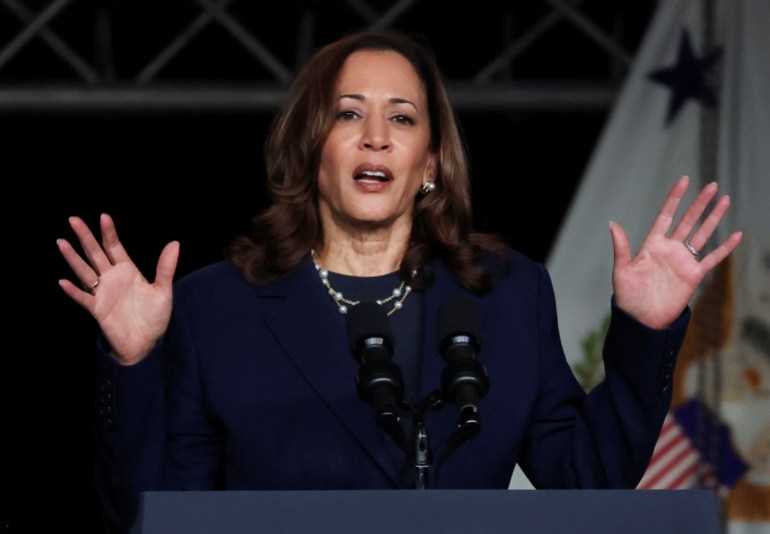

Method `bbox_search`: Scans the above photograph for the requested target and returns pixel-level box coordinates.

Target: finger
[100,213,133,265]
[68,216,113,274]
[670,181,719,242]
[648,176,690,237]
[609,221,632,270]
[154,241,180,288]
[698,231,743,272]
[686,194,731,252]
[57,238,101,290]
[58,278,95,311]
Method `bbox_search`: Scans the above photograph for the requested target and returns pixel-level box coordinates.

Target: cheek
[406,149,433,184]
[319,131,355,176]
[316,157,338,204]
[318,143,342,186]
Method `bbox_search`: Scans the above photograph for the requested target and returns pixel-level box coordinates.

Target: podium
[132,489,722,533]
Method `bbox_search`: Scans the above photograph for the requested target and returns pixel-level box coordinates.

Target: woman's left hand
[610,175,743,330]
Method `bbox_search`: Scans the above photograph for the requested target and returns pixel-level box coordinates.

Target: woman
[58,30,742,534]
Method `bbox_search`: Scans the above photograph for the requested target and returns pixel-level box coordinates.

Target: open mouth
[353,164,393,183]
[355,170,390,182]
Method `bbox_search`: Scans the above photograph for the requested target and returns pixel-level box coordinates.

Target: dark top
[94,248,689,534]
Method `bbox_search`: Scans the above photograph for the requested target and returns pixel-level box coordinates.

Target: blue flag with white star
[539,0,770,530]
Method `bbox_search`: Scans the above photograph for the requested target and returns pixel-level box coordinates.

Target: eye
[337,110,360,121]
[391,114,415,125]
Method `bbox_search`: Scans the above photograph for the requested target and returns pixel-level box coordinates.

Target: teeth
[356,170,389,182]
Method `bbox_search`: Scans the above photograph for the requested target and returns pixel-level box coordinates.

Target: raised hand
[57,213,180,365]
[609,175,742,329]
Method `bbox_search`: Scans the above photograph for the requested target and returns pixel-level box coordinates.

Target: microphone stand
[409,390,444,489]
[378,387,481,490]
[413,418,430,489]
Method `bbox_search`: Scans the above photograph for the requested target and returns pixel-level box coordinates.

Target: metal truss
[0,0,657,114]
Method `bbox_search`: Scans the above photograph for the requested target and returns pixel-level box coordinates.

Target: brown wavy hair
[229,29,508,293]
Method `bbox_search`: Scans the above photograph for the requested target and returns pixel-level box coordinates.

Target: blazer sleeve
[92,283,227,534]
[516,263,689,489]
[91,261,263,533]
[93,338,168,534]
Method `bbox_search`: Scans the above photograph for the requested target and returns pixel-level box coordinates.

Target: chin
[347,211,403,228]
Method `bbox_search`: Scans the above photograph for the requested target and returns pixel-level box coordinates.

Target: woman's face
[317,49,436,235]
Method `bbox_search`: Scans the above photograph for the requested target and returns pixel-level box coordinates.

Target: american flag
[638,411,701,490]
[637,399,748,496]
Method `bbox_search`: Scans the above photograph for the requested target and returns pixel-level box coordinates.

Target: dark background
[3,2,657,531]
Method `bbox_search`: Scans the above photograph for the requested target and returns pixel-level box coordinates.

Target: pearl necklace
[310,249,413,316]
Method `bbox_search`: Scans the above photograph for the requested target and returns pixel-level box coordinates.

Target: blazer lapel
[263,259,401,485]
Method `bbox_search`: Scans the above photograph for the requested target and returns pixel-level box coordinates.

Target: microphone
[346,302,406,449]
[436,298,489,440]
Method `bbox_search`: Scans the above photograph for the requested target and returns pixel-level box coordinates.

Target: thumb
[609,221,632,271]
[154,241,180,288]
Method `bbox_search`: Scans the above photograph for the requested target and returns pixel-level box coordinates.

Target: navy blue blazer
[95,248,688,533]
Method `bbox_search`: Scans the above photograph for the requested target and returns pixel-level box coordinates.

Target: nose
[360,116,390,151]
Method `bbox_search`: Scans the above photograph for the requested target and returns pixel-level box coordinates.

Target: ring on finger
[82,278,99,292]
[685,239,700,258]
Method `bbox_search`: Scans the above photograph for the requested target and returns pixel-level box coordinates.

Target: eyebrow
[338,94,419,112]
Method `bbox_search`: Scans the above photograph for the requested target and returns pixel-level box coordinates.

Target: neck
[316,224,411,277]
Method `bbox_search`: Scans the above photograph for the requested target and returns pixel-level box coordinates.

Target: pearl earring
[421,181,436,194]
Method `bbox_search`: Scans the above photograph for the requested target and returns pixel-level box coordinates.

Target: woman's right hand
[57,213,179,366]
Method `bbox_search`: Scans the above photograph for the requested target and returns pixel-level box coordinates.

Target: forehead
[336,50,426,101]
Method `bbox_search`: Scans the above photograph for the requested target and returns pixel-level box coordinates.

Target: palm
[58,214,179,365]
[90,260,173,363]
[611,176,742,330]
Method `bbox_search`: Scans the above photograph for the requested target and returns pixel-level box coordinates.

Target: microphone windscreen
[346,301,393,353]
[436,298,482,348]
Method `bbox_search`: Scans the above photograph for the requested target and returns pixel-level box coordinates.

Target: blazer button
[101,416,115,430]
